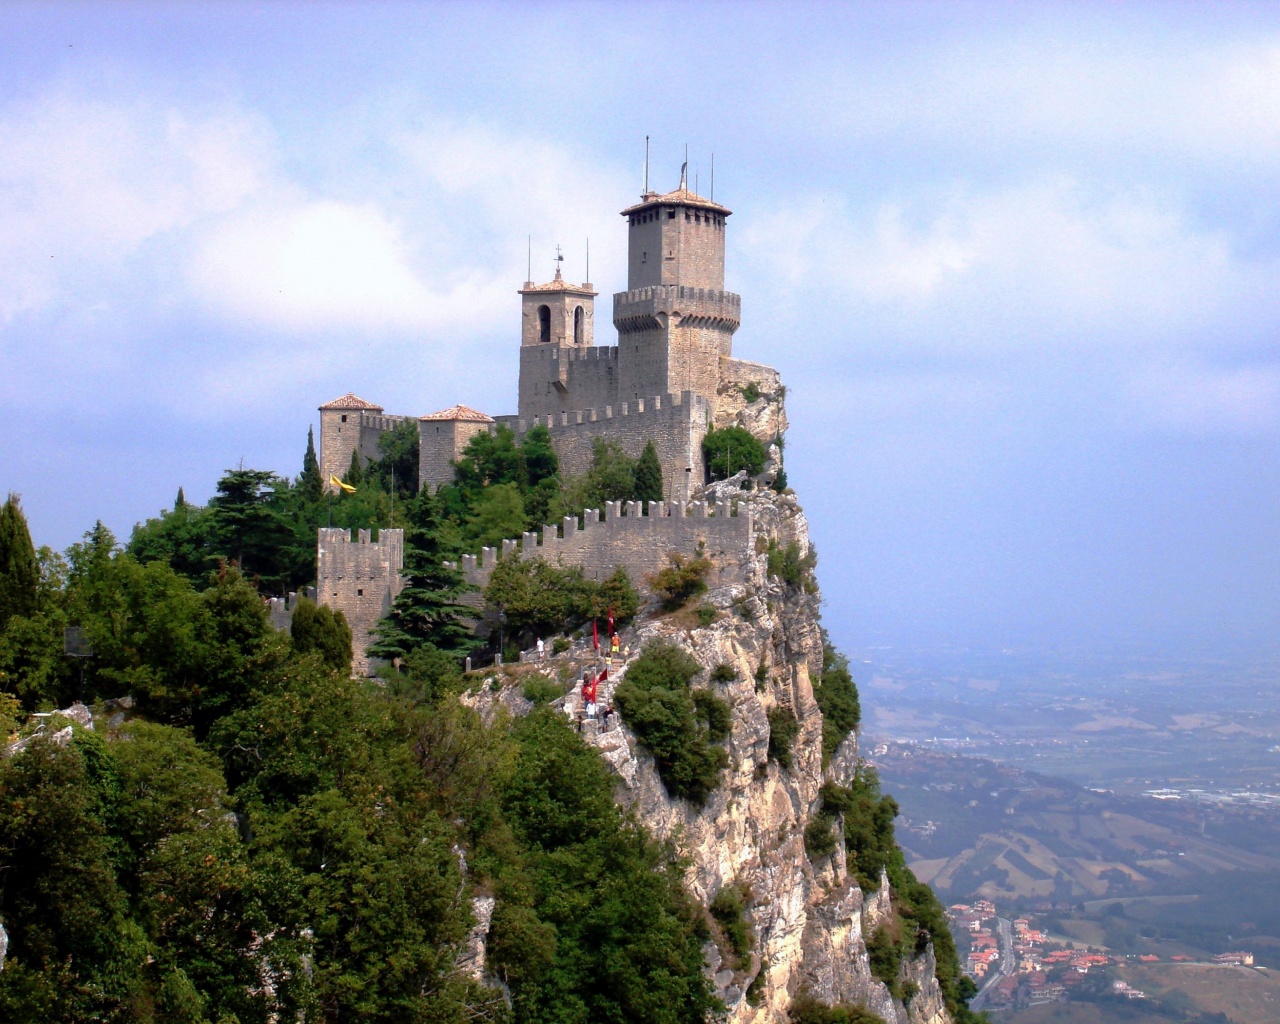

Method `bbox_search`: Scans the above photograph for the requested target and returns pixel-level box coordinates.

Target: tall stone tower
[518,267,612,419]
[614,170,740,404]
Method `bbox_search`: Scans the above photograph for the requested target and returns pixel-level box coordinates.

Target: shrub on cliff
[819,770,980,1024]
[814,639,861,764]
[789,993,888,1024]
[614,643,729,804]
[647,551,712,610]
[709,884,752,967]
[767,705,800,769]
[703,426,765,481]
[766,538,817,590]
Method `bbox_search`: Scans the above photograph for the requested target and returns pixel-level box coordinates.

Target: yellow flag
[329,473,356,494]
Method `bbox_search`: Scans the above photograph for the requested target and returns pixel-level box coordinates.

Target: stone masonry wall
[317,527,405,676]
[496,390,712,503]
[449,497,753,596]
[320,410,407,487]
[419,418,491,493]
[517,343,619,419]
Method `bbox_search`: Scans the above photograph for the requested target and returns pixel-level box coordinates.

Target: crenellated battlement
[613,285,741,334]
[495,390,712,501]
[266,586,318,632]
[520,344,619,365]
[316,527,405,676]
[359,412,409,433]
[445,497,753,595]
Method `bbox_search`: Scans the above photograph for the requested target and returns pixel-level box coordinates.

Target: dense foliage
[702,426,766,481]
[0,522,720,1023]
[813,637,861,764]
[483,558,638,646]
[646,551,712,610]
[766,705,801,769]
[709,885,752,967]
[788,994,888,1024]
[613,643,730,804]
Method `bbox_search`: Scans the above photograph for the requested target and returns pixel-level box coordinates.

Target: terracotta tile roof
[519,267,596,295]
[319,392,383,411]
[621,187,732,217]
[420,404,494,423]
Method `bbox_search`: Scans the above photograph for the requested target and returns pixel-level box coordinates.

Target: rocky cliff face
[563,486,954,1024]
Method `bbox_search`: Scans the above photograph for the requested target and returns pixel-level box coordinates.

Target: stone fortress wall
[493,389,711,502]
[316,527,405,675]
[447,497,753,596]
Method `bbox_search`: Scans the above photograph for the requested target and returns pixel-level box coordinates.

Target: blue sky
[2,1,1278,654]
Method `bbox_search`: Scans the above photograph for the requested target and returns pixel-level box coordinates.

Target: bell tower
[516,251,601,419]
[614,167,740,403]
[519,264,596,348]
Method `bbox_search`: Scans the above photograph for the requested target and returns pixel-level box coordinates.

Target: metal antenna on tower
[644,135,650,194]
[527,235,531,282]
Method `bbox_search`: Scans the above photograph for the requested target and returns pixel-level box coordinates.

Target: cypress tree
[0,493,39,628]
[368,491,478,660]
[291,597,353,672]
[633,441,664,504]
[345,448,364,487]
[174,486,186,509]
[300,426,323,502]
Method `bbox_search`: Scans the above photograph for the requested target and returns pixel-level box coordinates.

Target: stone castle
[317,166,780,502]
[313,169,788,672]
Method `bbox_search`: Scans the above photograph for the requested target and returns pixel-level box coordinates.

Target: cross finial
[553,244,564,280]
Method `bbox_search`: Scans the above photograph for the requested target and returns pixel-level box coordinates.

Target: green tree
[369,492,478,661]
[209,468,293,588]
[703,426,766,481]
[290,596,353,672]
[465,481,527,549]
[634,440,664,504]
[555,438,638,517]
[345,447,364,486]
[127,496,218,583]
[814,636,861,764]
[0,493,39,629]
[492,709,721,1024]
[453,424,527,493]
[614,643,729,804]
[299,425,323,502]
[0,734,147,1021]
[520,423,559,487]
[368,417,420,497]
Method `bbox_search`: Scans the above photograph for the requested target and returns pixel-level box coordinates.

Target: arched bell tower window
[538,305,551,343]
[573,305,584,344]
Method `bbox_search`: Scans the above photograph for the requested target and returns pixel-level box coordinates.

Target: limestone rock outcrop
[472,483,955,1024]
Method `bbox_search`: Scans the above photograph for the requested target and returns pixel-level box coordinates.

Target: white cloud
[0,90,271,323]
[189,198,506,333]
[801,34,1280,169]
[741,178,1253,349]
